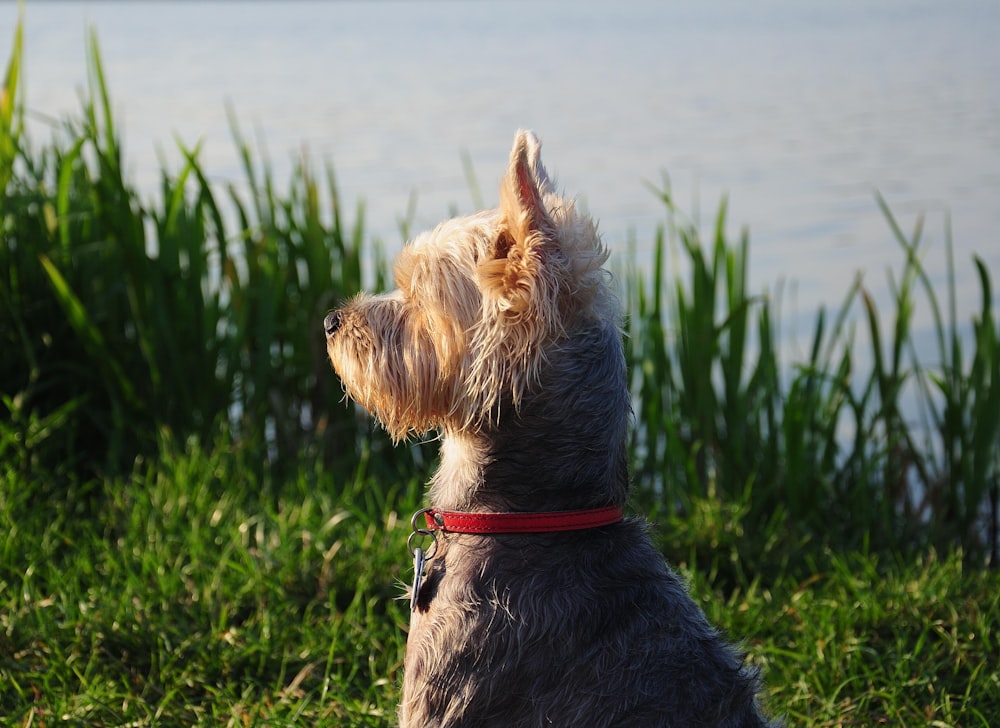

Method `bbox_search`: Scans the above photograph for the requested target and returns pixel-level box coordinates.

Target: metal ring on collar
[408,507,438,559]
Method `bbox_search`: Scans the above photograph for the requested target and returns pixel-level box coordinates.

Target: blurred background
[4,0,999,332]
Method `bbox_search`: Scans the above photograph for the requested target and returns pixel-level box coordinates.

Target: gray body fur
[401,319,774,727]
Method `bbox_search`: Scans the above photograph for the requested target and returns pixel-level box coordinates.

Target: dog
[324,131,775,727]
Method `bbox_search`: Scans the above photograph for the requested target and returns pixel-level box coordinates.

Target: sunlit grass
[2,16,999,726]
[0,437,416,725]
[2,447,996,725]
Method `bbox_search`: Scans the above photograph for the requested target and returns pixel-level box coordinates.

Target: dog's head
[324,130,614,441]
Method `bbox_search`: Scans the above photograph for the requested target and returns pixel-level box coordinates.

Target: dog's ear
[465,131,609,421]
[518,130,555,197]
[479,130,558,315]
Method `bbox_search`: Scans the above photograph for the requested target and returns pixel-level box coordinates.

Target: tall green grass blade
[967,256,1000,544]
[38,254,138,410]
[86,27,118,176]
[56,138,86,248]
[0,7,23,193]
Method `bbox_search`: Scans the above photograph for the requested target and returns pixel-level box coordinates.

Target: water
[3,0,1000,349]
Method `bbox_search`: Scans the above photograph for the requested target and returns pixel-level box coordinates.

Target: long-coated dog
[324,131,776,727]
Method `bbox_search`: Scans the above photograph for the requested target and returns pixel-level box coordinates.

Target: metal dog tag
[410,545,426,612]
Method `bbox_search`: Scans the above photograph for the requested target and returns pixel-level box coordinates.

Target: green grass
[0,438,416,726]
[2,15,999,726]
[2,448,997,726]
[754,550,998,726]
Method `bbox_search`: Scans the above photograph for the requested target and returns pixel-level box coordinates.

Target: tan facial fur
[325,131,609,441]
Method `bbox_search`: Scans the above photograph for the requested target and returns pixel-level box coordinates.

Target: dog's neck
[430,321,631,513]
[428,433,492,511]
[430,410,630,514]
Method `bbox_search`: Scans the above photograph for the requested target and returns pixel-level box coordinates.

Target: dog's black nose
[324,311,341,337]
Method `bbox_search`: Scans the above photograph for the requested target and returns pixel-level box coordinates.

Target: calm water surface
[3,0,999,347]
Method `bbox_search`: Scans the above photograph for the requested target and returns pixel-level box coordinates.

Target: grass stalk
[2,16,999,724]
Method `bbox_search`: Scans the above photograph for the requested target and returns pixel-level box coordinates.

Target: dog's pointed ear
[480,130,558,314]
[518,130,555,196]
[501,130,555,241]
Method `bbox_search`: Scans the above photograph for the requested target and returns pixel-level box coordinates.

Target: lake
[3,0,999,351]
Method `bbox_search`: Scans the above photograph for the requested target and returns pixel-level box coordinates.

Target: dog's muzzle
[324,311,341,337]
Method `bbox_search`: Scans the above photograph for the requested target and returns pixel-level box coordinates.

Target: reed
[2,18,999,726]
[1,26,410,483]
[623,178,999,564]
[2,21,997,560]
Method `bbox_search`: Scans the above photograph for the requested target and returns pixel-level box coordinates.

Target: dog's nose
[324,311,341,337]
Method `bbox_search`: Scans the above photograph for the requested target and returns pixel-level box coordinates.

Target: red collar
[419,505,623,534]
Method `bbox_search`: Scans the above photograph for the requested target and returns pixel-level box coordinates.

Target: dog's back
[402,524,770,727]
